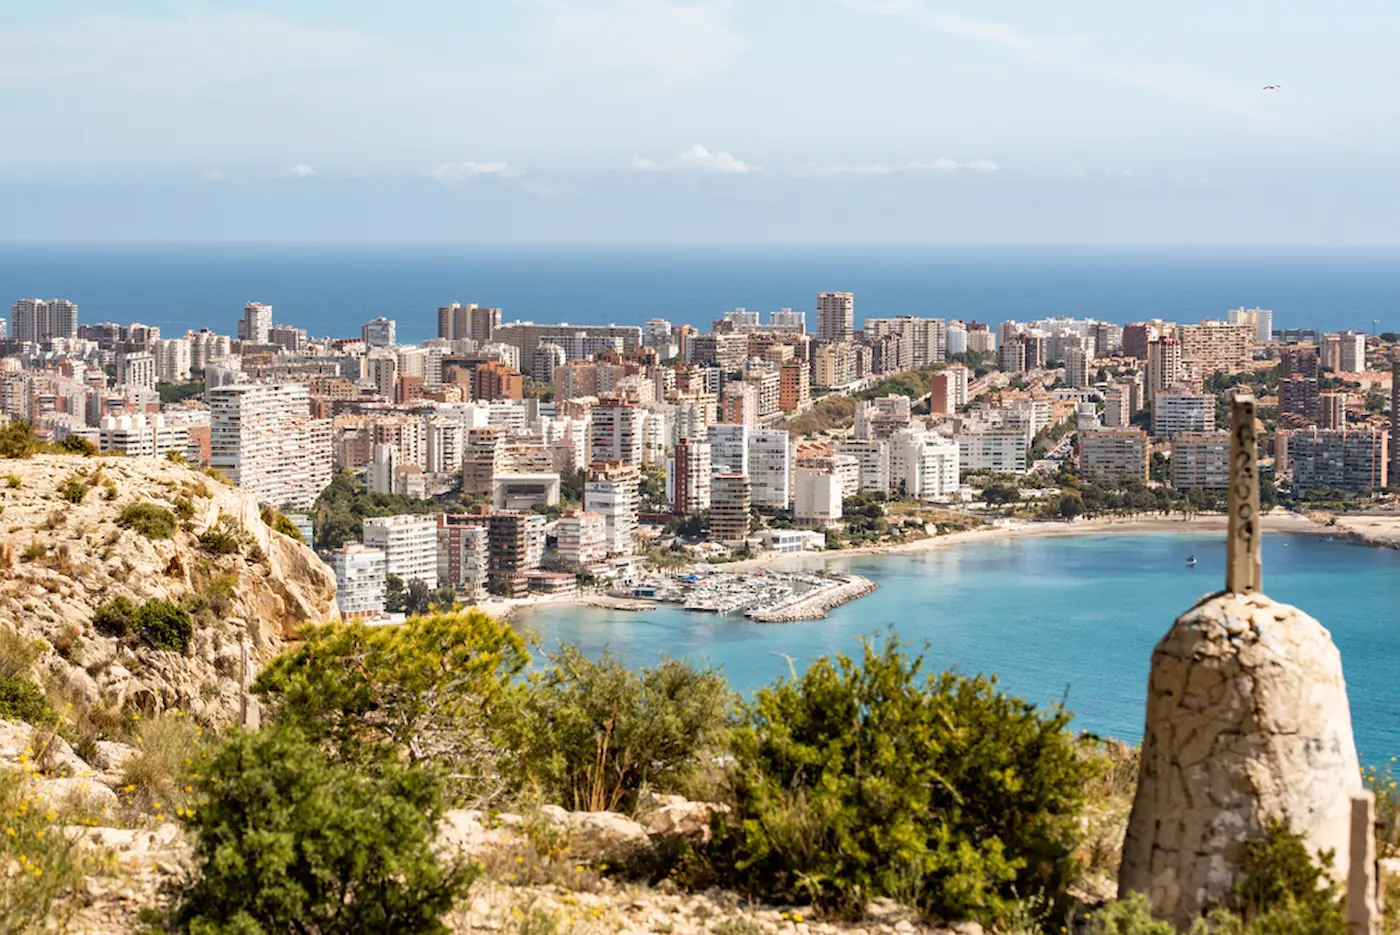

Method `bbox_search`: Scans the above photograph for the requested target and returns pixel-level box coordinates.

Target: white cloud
[538,0,742,86]
[634,144,753,174]
[290,164,316,178]
[429,161,516,184]
[198,170,228,183]
[964,159,999,173]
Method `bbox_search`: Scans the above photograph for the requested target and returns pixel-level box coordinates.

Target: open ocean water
[519,533,1400,762]
[2,243,1400,341]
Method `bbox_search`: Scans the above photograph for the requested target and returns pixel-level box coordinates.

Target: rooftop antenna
[1225,392,1261,594]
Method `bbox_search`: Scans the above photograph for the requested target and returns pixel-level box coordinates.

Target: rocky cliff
[0,454,338,725]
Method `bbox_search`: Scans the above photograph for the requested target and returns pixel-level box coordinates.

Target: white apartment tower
[363,514,440,588]
[584,462,640,556]
[707,423,749,475]
[331,544,389,620]
[152,338,192,383]
[748,430,792,508]
[890,430,960,502]
[208,382,331,509]
[116,351,156,389]
[362,317,397,348]
[238,302,273,345]
[590,399,644,467]
[10,298,78,343]
[816,292,854,344]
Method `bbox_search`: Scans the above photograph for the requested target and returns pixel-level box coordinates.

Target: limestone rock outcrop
[0,455,339,725]
[1120,590,1362,927]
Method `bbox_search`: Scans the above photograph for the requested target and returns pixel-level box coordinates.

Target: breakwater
[747,574,877,623]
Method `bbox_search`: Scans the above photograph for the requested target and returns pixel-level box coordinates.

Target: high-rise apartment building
[363,514,440,589]
[584,462,640,555]
[794,465,843,526]
[889,429,960,502]
[998,338,1026,374]
[1171,432,1231,490]
[590,398,644,466]
[816,292,854,344]
[437,303,500,343]
[1176,321,1253,378]
[779,359,810,413]
[1102,385,1131,427]
[237,302,272,345]
[208,382,330,510]
[10,299,78,343]
[835,438,891,493]
[748,430,792,508]
[116,351,156,389]
[436,514,489,599]
[1290,428,1387,494]
[669,437,711,515]
[1227,307,1273,345]
[1145,337,1184,401]
[331,543,388,620]
[152,338,192,383]
[1279,375,1319,420]
[927,364,970,416]
[555,511,607,565]
[269,324,307,353]
[707,423,749,475]
[485,511,545,597]
[362,317,397,347]
[1064,346,1091,388]
[813,341,856,389]
[1151,391,1213,437]
[1080,427,1149,483]
[770,308,806,332]
[1318,392,1348,430]
[462,426,507,496]
[1337,330,1367,373]
[709,473,752,543]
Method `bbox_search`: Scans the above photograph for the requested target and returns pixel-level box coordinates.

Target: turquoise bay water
[519,533,1400,761]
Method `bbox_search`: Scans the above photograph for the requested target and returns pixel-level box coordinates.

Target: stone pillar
[1348,792,1380,935]
[1118,591,1363,928]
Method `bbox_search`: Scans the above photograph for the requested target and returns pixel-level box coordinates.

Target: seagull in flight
[1263,84,1281,90]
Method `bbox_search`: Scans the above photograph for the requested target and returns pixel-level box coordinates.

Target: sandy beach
[481,509,1378,622]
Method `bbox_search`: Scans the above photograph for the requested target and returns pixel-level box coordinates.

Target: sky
[3,1,1399,243]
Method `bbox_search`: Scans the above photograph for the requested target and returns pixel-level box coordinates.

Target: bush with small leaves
[262,505,306,543]
[92,596,139,639]
[116,502,176,540]
[0,674,56,726]
[136,599,193,653]
[1083,893,1177,935]
[0,423,40,459]
[176,726,476,935]
[20,544,46,563]
[712,636,1091,922]
[57,476,87,504]
[172,497,196,523]
[55,434,96,456]
[198,527,240,555]
[5,475,20,489]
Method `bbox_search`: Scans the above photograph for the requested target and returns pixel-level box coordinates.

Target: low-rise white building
[99,413,189,459]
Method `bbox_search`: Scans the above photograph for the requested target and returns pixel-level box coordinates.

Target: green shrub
[56,434,96,456]
[1366,760,1400,859]
[1214,820,1345,935]
[92,595,139,639]
[117,502,176,540]
[254,612,529,794]
[713,636,1090,921]
[19,543,46,563]
[172,497,195,522]
[0,674,56,726]
[0,424,40,459]
[262,505,306,543]
[136,599,193,653]
[5,474,20,488]
[1085,893,1176,935]
[500,647,734,812]
[198,527,239,555]
[176,726,475,935]
[0,768,96,932]
[57,475,87,503]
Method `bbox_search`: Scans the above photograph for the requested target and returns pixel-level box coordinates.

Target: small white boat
[1186,554,1197,567]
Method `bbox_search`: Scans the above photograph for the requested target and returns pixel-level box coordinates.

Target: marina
[596,568,878,622]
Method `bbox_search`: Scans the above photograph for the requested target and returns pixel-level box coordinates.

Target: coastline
[485,509,1362,623]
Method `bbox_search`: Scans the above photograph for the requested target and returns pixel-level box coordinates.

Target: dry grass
[1076,739,1139,882]
[0,626,41,681]
[117,712,206,820]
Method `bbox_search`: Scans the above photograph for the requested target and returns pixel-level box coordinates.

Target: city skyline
[4,2,1400,242]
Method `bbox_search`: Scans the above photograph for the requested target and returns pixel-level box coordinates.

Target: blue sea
[2,243,1400,341]
[519,533,1400,763]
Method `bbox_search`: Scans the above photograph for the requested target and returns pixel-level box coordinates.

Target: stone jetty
[747,574,877,623]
